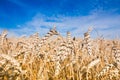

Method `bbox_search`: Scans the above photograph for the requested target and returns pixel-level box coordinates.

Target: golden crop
[0,28,120,80]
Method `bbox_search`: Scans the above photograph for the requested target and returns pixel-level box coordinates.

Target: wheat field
[0,27,120,80]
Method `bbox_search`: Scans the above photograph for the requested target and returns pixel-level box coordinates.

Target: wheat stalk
[0,53,25,73]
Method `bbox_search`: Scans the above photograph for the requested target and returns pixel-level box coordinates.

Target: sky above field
[0,0,120,38]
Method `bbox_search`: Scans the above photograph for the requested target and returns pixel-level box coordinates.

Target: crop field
[0,27,120,80]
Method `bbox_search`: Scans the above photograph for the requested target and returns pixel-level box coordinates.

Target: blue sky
[0,0,120,38]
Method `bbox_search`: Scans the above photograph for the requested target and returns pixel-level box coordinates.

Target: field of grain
[0,27,120,80]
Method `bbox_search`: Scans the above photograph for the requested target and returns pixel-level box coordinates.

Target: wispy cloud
[1,9,119,39]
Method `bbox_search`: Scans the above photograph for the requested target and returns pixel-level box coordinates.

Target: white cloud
[1,10,120,39]
[26,12,120,39]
